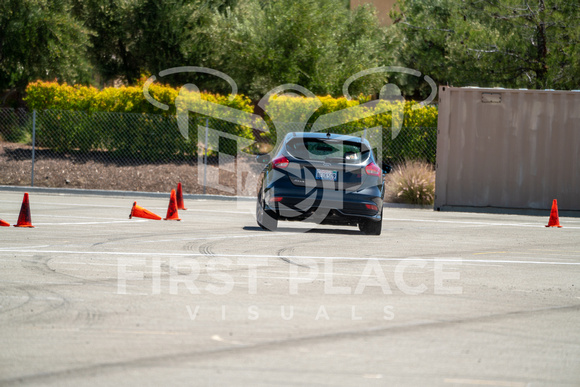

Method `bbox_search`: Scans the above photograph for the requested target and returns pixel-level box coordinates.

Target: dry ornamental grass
[384,160,436,205]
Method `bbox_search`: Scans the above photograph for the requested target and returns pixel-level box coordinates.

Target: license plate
[315,169,337,181]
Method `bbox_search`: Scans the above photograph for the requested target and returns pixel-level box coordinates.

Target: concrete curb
[383,202,433,210]
[0,185,256,201]
[5,186,576,216]
[436,204,580,218]
[0,185,434,209]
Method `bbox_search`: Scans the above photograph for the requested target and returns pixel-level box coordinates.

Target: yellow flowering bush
[23,81,438,161]
[23,81,255,159]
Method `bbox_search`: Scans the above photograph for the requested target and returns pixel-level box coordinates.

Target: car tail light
[365,203,378,212]
[272,156,289,169]
[269,196,283,203]
[365,162,381,176]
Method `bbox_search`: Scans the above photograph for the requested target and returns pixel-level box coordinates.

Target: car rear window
[286,138,369,163]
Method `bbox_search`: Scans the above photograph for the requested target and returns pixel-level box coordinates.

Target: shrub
[0,108,30,142]
[23,81,439,162]
[384,160,435,205]
[257,95,438,163]
[24,82,98,112]
[23,81,255,160]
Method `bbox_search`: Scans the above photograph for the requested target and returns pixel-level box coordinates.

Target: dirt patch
[0,142,263,196]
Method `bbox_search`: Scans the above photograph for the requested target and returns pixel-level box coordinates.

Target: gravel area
[0,141,262,196]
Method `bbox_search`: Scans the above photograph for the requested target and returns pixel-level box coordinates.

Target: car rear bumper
[263,186,383,224]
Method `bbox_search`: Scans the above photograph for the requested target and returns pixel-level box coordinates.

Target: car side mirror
[256,154,271,164]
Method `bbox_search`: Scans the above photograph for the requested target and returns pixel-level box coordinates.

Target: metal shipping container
[435,86,580,213]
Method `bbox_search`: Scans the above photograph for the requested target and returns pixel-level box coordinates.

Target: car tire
[256,198,278,231]
[358,208,383,235]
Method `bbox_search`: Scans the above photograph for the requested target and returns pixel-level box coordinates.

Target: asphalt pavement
[1,189,579,386]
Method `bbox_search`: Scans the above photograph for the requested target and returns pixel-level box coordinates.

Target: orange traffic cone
[545,199,563,228]
[14,192,34,228]
[164,189,181,221]
[0,219,10,227]
[176,182,187,210]
[129,202,162,220]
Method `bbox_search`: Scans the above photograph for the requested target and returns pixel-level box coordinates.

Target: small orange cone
[0,219,10,227]
[164,189,181,221]
[545,199,563,228]
[176,182,187,210]
[129,202,162,220]
[14,192,34,228]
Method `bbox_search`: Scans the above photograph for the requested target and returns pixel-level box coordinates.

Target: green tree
[387,0,454,98]
[209,0,390,99]
[71,0,229,86]
[0,0,92,91]
[453,0,580,89]
[131,0,223,82]
[70,0,139,85]
[389,0,580,91]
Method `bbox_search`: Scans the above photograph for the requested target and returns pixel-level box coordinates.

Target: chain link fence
[0,108,437,195]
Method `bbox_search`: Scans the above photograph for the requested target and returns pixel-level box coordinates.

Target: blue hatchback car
[256,132,385,234]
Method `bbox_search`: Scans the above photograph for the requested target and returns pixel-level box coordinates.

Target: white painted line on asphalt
[444,378,526,387]
[383,217,580,229]
[34,220,148,225]
[211,334,245,345]
[1,249,580,266]
[257,269,398,278]
[156,208,250,215]
[530,248,580,254]
[139,233,292,244]
[0,245,50,250]
[0,200,128,208]
[242,275,326,282]
[362,374,383,380]
[473,251,580,260]
[51,262,121,267]
[27,214,131,220]
[2,200,250,214]
[450,263,505,267]
[1,281,85,285]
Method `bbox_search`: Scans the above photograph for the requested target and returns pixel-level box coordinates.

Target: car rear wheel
[358,208,382,235]
[256,198,278,231]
